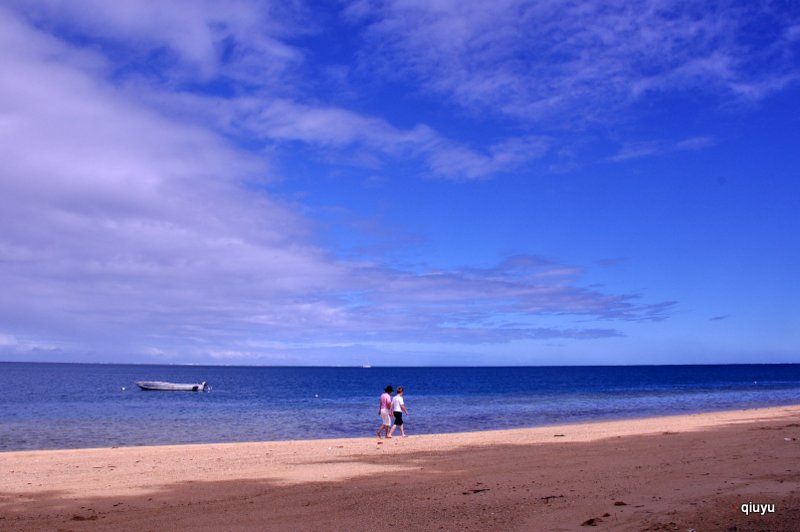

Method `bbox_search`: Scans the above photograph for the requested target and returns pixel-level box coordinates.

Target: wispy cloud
[136,91,550,181]
[349,0,800,123]
[609,136,715,161]
[4,2,548,181]
[237,98,540,179]
[0,333,62,354]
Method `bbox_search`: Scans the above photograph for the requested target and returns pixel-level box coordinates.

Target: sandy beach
[2,405,799,531]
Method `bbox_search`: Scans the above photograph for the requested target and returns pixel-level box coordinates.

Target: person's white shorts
[380,409,392,426]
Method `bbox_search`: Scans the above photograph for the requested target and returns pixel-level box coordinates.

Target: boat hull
[135,381,208,392]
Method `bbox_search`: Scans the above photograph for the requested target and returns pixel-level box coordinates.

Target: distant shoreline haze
[2,361,798,368]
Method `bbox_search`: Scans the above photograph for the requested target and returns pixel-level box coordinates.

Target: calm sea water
[1,362,800,451]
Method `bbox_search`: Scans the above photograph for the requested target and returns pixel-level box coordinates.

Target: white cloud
[4,2,550,181]
[0,5,674,362]
[8,0,304,84]
[0,334,18,347]
[0,7,349,350]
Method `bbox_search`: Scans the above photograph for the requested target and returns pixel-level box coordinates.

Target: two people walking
[376,385,409,438]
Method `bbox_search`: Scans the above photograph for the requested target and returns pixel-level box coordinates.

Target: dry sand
[2,405,800,531]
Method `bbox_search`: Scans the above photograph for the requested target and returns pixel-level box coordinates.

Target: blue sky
[0,0,798,365]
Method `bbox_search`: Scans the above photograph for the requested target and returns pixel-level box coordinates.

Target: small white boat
[135,380,208,392]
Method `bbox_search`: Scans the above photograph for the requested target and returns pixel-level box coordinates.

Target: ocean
[1,362,800,451]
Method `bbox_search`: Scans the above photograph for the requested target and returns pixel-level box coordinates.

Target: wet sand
[2,405,800,531]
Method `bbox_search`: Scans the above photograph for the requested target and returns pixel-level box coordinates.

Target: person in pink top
[376,385,393,438]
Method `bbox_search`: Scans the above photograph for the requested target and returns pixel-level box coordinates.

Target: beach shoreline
[2,405,800,530]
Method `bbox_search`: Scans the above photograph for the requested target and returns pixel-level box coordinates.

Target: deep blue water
[2,362,800,451]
